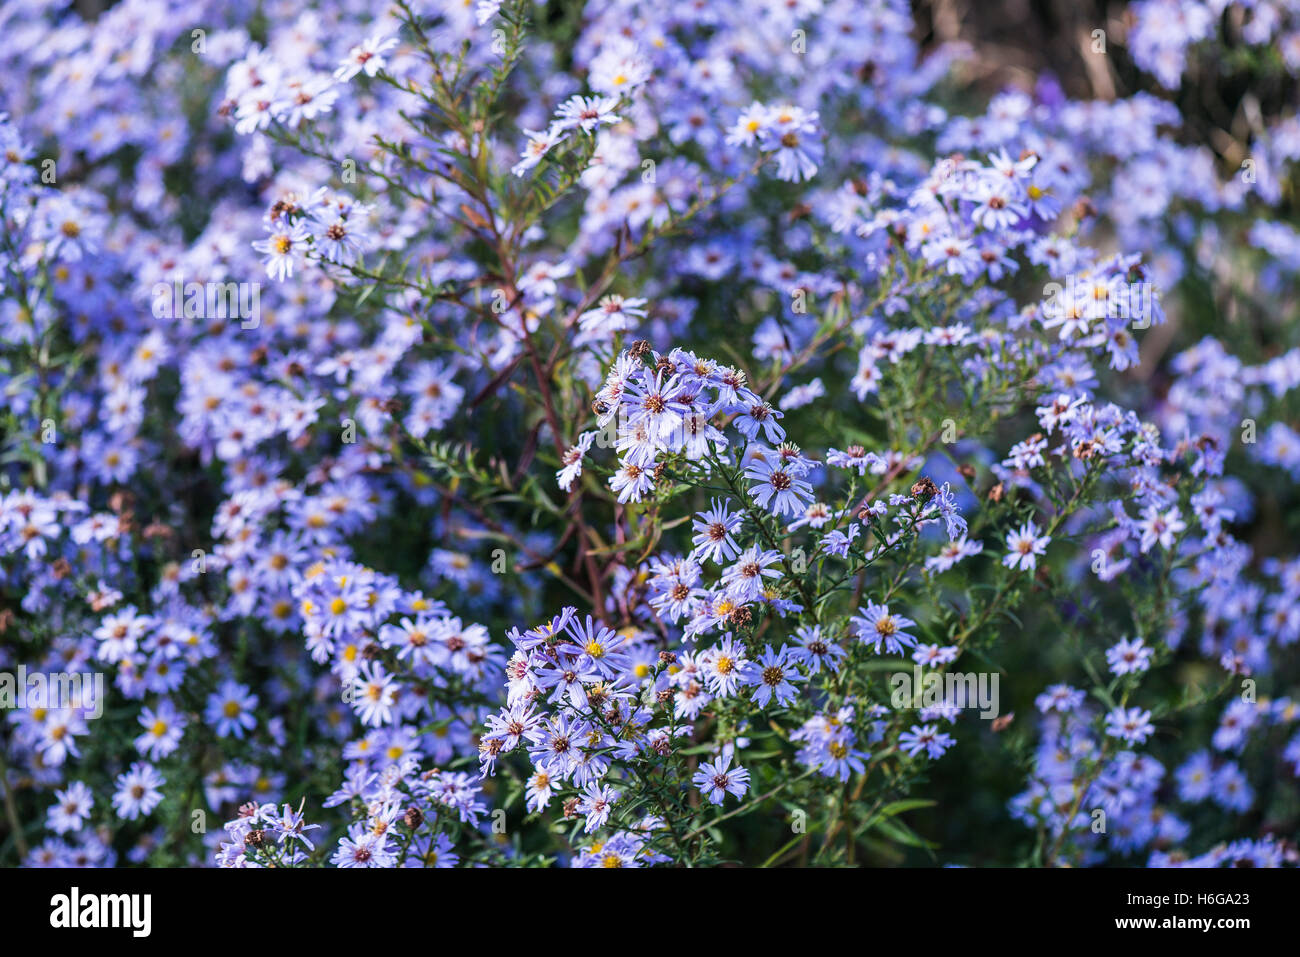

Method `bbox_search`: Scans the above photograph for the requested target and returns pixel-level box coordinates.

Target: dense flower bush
[1,0,1298,868]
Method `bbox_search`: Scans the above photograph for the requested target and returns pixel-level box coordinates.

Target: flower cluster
[1,0,1298,870]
